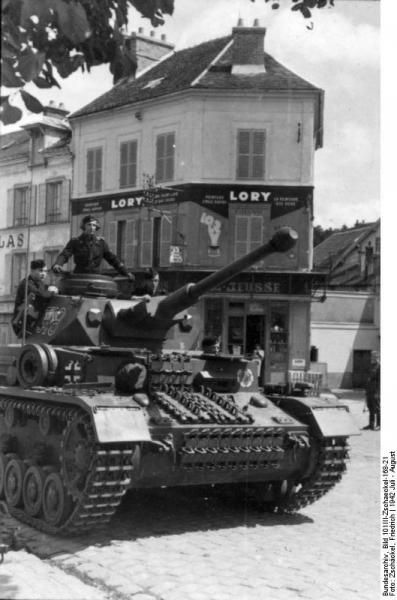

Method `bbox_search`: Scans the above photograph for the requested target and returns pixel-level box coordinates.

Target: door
[352,350,371,388]
[246,314,266,385]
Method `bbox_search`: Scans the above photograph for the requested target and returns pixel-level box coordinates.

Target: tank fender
[269,395,360,438]
[77,393,152,444]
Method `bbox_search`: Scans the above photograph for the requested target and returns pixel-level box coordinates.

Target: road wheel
[42,471,72,527]
[4,458,26,507]
[23,465,46,516]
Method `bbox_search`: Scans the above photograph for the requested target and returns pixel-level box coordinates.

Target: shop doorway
[246,314,265,354]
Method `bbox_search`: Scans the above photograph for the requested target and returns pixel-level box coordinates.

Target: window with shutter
[156,132,175,183]
[45,181,62,223]
[140,220,153,267]
[60,179,71,222]
[237,129,266,179]
[13,187,29,226]
[234,215,264,259]
[120,140,137,188]
[86,147,102,192]
[159,216,172,266]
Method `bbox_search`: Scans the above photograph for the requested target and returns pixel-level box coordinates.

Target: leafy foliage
[1,0,174,124]
[1,0,334,125]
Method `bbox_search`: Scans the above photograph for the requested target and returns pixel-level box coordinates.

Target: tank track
[272,436,350,513]
[0,395,135,535]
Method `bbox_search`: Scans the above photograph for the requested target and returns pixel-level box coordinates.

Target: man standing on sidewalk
[363,350,380,431]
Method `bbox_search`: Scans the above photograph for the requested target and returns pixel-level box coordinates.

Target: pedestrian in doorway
[201,336,221,354]
[363,350,380,431]
[252,343,265,386]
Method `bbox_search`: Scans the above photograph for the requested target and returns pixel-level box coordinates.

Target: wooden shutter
[125,219,137,267]
[60,179,71,221]
[36,183,46,224]
[107,221,117,255]
[250,216,263,252]
[140,220,153,267]
[86,149,94,192]
[95,148,102,191]
[235,215,249,259]
[7,189,14,227]
[159,216,172,266]
[3,253,12,295]
[29,185,37,225]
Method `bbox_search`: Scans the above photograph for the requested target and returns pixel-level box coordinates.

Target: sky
[1,0,381,229]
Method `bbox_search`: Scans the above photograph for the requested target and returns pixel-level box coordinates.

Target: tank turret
[25,226,298,351]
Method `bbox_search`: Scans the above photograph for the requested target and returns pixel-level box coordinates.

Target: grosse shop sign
[72,184,312,219]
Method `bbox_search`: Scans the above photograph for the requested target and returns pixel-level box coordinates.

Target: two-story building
[311,220,380,388]
[68,22,325,385]
[0,103,72,343]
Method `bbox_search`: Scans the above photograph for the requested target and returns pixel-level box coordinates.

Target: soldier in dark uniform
[363,350,380,431]
[12,259,58,337]
[133,268,165,298]
[52,215,134,282]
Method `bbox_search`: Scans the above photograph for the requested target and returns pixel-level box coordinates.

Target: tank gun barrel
[156,226,298,319]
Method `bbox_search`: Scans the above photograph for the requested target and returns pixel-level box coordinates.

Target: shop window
[236,129,266,179]
[269,303,288,369]
[13,187,29,226]
[44,249,61,284]
[156,132,175,183]
[11,253,27,294]
[86,147,102,193]
[204,298,223,341]
[234,215,263,259]
[120,140,137,188]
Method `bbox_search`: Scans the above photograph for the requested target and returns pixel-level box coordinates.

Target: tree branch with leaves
[1,0,334,125]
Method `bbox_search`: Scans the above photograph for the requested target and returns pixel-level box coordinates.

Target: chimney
[118,30,175,83]
[43,102,69,118]
[231,21,266,75]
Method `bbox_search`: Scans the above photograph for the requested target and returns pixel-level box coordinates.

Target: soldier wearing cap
[53,215,134,281]
[12,259,58,337]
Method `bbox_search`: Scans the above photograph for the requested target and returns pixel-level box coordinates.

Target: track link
[0,396,135,535]
[272,436,350,513]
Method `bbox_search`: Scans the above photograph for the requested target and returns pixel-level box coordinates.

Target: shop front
[158,269,325,386]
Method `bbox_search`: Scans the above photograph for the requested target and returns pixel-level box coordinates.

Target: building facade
[311,221,380,388]
[0,104,72,344]
[69,23,325,386]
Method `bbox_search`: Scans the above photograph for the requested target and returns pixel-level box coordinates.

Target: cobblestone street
[0,399,380,600]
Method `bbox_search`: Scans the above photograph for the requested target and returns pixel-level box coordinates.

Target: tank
[0,227,359,535]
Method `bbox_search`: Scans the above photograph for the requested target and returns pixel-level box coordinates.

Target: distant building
[0,104,72,343]
[47,22,324,386]
[311,220,380,388]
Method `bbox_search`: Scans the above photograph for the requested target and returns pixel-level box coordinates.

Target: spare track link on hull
[272,436,350,513]
[0,395,135,535]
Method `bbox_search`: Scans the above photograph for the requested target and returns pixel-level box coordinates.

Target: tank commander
[12,259,58,337]
[52,214,135,282]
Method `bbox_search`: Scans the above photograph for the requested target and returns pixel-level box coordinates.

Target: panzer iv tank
[0,227,358,535]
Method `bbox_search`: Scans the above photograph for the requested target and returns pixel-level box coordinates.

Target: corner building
[70,24,325,386]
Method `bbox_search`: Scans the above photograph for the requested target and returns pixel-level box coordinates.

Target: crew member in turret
[132,268,166,301]
[12,259,58,337]
[52,215,135,282]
